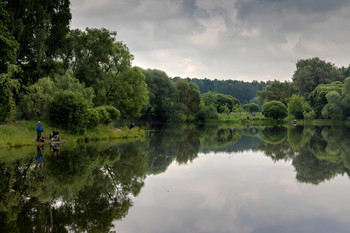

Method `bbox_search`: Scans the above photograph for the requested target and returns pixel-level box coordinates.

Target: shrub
[196,104,218,121]
[49,91,90,133]
[95,106,121,124]
[262,100,288,120]
[87,108,100,128]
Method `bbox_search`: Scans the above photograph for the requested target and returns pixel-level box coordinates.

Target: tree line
[1,1,350,132]
[257,57,350,120]
[0,0,259,130]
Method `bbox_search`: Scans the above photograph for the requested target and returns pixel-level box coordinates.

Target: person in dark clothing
[36,121,43,142]
[50,128,60,141]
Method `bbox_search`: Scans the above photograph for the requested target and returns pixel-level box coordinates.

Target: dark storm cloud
[236,0,350,19]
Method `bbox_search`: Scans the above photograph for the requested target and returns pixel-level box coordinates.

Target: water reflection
[1,125,350,232]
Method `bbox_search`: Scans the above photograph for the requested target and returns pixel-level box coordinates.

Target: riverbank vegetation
[1,1,350,140]
[0,121,144,148]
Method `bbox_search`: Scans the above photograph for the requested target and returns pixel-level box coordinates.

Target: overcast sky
[71,0,350,82]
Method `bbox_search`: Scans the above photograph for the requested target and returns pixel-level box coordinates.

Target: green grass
[207,113,286,125]
[0,121,145,149]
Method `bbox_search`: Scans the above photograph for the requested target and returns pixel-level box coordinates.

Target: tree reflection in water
[1,125,350,231]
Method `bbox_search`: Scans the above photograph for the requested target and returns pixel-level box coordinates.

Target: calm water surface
[1,125,350,232]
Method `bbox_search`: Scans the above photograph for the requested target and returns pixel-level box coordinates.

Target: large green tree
[63,28,148,117]
[288,94,305,119]
[0,1,19,73]
[176,79,201,115]
[5,0,71,84]
[112,67,149,117]
[257,80,297,105]
[142,69,178,121]
[0,65,21,123]
[308,81,344,118]
[292,57,343,99]
[201,92,239,113]
[321,91,343,120]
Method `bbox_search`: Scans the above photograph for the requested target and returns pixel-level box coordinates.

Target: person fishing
[50,128,60,141]
[36,121,43,142]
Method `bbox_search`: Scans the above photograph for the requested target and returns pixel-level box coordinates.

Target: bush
[262,100,288,120]
[87,108,100,128]
[94,106,121,125]
[303,109,316,120]
[196,104,218,121]
[49,91,90,133]
[243,103,260,113]
[104,105,120,120]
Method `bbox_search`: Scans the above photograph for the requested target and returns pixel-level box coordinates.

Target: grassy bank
[207,113,287,125]
[0,121,145,149]
[206,113,349,127]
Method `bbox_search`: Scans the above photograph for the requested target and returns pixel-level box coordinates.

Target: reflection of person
[50,143,60,156]
[36,121,43,142]
[36,145,44,164]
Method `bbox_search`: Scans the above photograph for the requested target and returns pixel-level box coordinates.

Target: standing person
[36,121,43,142]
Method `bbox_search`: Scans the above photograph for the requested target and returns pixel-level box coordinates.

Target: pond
[1,125,350,232]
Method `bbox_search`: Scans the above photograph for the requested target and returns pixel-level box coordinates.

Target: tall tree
[142,69,178,121]
[322,91,343,120]
[0,65,21,123]
[257,80,297,105]
[176,79,201,115]
[112,67,149,117]
[288,94,305,119]
[292,57,343,99]
[308,81,344,118]
[5,0,71,84]
[0,1,19,73]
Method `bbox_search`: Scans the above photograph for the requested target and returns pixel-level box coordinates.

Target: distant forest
[172,77,271,104]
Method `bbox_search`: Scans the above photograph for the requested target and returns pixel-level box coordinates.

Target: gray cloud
[71,0,350,81]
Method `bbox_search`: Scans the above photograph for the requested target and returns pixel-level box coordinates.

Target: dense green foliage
[173,77,269,104]
[292,57,344,99]
[0,65,20,123]
[142,69,178,122]
[243,103,260,113]
[201,92,239,114]
[257,80,297,105]
[321,91,343,120]
[176,79,201,115]
[5,0,71,84]
[1,1,350,128]
[262,101,288,120]
[308,81,344,118]
[49,91,90,133]
[288,94,306,119]
[0,1,19,73]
